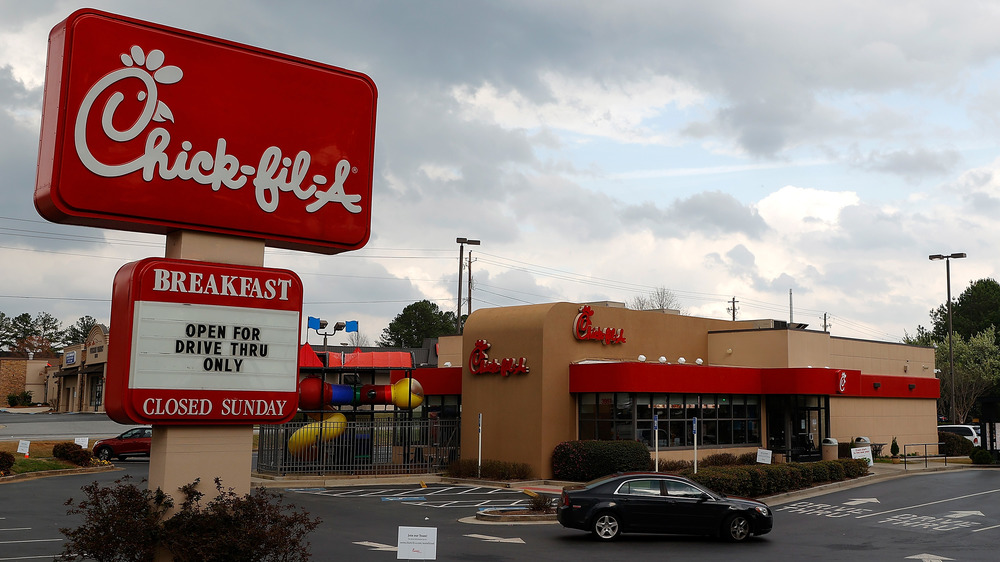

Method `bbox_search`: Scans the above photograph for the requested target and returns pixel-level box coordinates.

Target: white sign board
[17,440,30,455]
[75,437,89,448]
[397,526,437,560]
[756,448,773,464]
[851,446,874,466]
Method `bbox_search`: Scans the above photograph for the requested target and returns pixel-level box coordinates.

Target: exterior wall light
[677,357,686,364]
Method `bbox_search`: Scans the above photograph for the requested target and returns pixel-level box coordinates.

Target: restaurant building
[433,302,938,479]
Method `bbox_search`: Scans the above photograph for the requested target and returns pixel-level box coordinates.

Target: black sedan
[557,472,772,542]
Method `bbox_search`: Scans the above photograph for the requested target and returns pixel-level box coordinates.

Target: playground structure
[287,376,425,456]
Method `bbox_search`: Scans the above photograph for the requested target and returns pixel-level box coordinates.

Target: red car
[93,427,152,461]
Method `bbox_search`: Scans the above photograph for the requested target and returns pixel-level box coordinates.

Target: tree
[930,278,1000,342]
[377,300,456,347]
[0,312,11,351]
[35,312,64,348]
[937,327,1000,424]
[64,316,99,346]
[346,331,371,347]
[627,287,681,312]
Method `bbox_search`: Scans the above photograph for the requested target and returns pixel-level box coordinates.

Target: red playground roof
[299,344,413,369]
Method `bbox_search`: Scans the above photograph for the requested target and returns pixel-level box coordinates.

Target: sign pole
[653,414,659,472]
[693,416,698,474]
[477,413,483,479]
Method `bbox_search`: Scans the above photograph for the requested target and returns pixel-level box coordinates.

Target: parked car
[93,427,152,461]
[557,472,772,542]
[938,425,980,446]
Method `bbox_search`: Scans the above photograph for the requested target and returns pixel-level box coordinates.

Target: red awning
[299,345,413,369]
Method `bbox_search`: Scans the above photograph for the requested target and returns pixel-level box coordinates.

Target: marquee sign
[34,9,377,254]
[106,258,302,424]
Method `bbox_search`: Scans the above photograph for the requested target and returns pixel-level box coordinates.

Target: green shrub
[939,431,974,456]
[656,458,693,473]
[59,476,321,562]
[736,451,759,465]
[809,461,830,482]
[52,442,93,467]
[551,440,651,481]
[444,458,532,480]
[6,391,33,407]
[0,451,14,474]
[702,452,739,466]
[971,448,995,465]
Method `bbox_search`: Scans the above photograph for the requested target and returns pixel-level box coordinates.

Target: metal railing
[902,442,947,470]
[256,417,460,476]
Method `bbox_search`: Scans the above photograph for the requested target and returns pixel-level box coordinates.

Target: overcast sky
[1,0,997,347]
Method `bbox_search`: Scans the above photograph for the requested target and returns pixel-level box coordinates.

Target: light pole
[456,237,480,333]
[313,319,346,367]
[929,252,966,423]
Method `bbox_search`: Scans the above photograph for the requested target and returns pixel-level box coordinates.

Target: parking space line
[972,524,1000,533]
[856,488,1000,519]
[0,556,65,561]
[0,528,31,532]
[0,539,63,545]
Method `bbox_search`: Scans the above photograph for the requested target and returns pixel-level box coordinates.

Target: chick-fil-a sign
[35,9,376,254]
[573,305,626,345]
[469,340,529,377]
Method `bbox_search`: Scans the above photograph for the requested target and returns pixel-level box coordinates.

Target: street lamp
[456,237,480,333]
[312,318,346,367]
[929,252,967,423]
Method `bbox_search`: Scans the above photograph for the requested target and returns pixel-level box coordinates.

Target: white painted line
[0,529,31,532]
[857,488,1000,519]
[0,539,63,545]
[353,540,397,552]
[0,556,65,561]
[971,524,1000,533]
[464,534,525,544]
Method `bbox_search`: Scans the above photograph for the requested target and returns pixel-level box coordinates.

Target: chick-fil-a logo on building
[573,305,626,345]
[35,9,377,254]
[469,339,529,377]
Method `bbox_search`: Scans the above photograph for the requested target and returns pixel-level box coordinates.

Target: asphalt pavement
[0,408,140,442]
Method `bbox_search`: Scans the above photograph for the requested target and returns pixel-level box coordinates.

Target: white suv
[938,424,980,446]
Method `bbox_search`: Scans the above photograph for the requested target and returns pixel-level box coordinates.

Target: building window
[577,392,763,449]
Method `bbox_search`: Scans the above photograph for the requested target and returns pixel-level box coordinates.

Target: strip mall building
[426,302,938,479]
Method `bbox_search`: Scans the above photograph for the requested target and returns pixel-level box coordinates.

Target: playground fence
[256,417,461,476]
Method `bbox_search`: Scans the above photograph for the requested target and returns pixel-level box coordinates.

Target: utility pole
[727,297,739,321]
[822,313,831,332]
[467,252,475,317]
[789,289,793,324]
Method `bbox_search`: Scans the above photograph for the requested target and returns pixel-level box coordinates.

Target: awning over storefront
[298,344,414,369]
[568,362,939,399]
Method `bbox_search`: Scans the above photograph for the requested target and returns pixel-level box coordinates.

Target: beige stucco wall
[830,337,935,378]
[831,396,939,454]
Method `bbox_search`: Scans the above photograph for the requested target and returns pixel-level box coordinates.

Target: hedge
[680,459,869,498]
[551,440,653,481]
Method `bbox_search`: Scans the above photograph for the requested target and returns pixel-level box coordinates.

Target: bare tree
[627,287,682,313]
[347,331,371,347]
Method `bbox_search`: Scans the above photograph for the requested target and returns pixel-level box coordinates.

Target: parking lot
[5,460,1000,561]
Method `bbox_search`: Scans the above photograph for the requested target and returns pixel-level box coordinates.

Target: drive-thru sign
[106,258,302,425]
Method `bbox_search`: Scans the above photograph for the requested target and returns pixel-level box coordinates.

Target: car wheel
[95,447,113,462]
[723,513,751,542]
[592,512,621,541]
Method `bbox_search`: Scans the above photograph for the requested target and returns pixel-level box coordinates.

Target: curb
[0,464,119,485]
[475,508,557,523]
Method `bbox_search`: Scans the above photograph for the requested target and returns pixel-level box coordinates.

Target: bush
[0,451,14,475]
[52,442,93,467]
[161,478,321,562]
[702,452,740,466]
[939,431,975,456]
[6,391,33,407]
[680,459,867,498]
[656,458,693,473]
[551,440,652,481]
[971,448,995,465]
[736,451,759,465]
[445,458,533,480]
[59,476,321,562]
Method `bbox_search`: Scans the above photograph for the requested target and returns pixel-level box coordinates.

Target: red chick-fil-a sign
[106,258,302,425]
[34,9,377,254]
[573,305,626,345]
[469,340,529,377]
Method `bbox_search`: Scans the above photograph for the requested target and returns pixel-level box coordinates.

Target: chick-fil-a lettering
[573,305,626,345]
[469,339,529,377]
[73,46,363,216]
